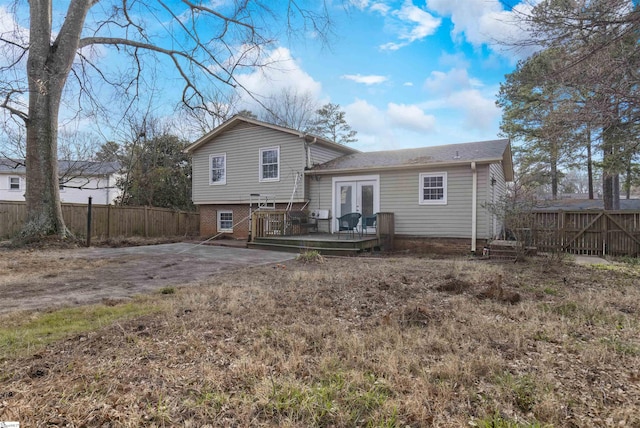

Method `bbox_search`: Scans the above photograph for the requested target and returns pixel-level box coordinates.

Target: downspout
[306,136,316,168]
[471,162,477,254]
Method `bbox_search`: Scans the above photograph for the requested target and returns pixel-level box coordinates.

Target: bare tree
[0,1,332,238]
[259,88,319,131]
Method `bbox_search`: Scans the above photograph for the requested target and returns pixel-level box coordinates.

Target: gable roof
[0,159,121,176]
[310,139,514,181]
[183,115,360,155]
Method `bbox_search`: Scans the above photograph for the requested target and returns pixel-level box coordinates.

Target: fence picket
[0,201,199,239]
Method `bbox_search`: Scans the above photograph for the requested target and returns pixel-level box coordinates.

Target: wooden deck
[248,233,381,255]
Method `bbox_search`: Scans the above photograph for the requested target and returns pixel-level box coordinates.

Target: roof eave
[183,115,359,155]
[305,157,505,175]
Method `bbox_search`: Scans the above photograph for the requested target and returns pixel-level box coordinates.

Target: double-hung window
[419,172,447,205]
[210,153,226,185]
[217,211,233,232]
[259,146,280,182]
[9,176,20,191]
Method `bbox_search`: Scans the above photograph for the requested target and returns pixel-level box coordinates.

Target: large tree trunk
[22,0,90,238]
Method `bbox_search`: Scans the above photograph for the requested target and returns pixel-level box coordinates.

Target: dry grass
[1,254,639,427]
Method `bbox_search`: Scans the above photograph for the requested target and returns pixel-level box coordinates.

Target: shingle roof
[310,139,512,177]
[184,114,360,155]
[0,159,121,176]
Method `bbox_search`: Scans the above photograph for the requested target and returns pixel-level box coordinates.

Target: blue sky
[229,1,535,152]
[0,0,536,153]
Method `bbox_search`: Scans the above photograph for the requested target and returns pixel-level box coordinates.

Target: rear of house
[306,140,513,253]
[186,116,513,253]
[184,115,358,238]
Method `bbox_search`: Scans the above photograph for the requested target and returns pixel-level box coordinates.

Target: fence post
[107,204,111,238]
[144,206,149,237]
[86,197,93,247]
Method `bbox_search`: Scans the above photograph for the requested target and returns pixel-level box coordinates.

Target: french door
[333,176,379,233]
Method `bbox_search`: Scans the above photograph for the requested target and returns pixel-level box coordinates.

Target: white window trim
[217,210,233,232]
[259,146,280,182]
[419,172,447,205]
[8,176,21,191]
[209,153,227,185]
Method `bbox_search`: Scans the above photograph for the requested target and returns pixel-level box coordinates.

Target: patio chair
[337,212,361,239]
[362,214,377,235]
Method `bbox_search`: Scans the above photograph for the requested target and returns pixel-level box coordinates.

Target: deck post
[376,212,395,250]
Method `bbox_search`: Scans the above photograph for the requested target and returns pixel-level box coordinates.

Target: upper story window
[209,153,226,185]
[9,176,21,191]
[419,172,447,205]
[259,146,280,182]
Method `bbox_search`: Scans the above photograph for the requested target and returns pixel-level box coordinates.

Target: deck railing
[251,210,396,249]
[251,210,313,239]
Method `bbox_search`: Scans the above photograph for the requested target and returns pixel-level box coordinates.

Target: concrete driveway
[82,242,296,265]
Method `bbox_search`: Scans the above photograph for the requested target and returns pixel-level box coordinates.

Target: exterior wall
[309,143,350,166]
[199,202,306,239]
[488,162,507,238]
[0,173,119,204]
[191,122,307,205]
[308,163,499,240]
[0,173,26,201]
[59,175,120,204]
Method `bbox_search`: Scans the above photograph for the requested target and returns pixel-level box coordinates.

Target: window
[259,146,280,182]
[419,172,447,205]
[9,176,20,191]
[210,153,226,185]
[217,210,233,232]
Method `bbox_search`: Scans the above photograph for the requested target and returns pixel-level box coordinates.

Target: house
[185,115,514,253]
[184,115,359,238]
[0,158,122,205]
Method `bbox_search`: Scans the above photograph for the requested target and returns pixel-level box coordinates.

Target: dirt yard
[0,247,639,427]
[0,243,294,314]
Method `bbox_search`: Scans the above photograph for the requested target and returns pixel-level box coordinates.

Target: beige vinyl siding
[380,165,487,239]
[488,162,507,238]
[310,143,349,166]
[191,123,307,204]
[308,164,494,239]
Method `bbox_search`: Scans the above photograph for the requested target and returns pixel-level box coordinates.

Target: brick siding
[198,203,307,240]
[393,236,488,255]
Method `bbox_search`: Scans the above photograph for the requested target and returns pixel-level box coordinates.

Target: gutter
[471,161,477,254]
[306,158,503,176]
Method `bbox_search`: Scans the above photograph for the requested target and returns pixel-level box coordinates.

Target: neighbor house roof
[0,159,121,176]
[183,114,360,155]
[309,139,514,181]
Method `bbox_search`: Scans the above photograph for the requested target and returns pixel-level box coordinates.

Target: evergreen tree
[307,103,357,144]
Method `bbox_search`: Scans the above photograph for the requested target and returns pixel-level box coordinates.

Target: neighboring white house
[0,159,122,205]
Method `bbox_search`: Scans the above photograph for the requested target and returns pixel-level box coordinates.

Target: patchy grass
[0,300,163,359]
[0,254,639,427]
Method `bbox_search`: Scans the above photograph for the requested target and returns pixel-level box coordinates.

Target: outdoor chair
[337,212,361,239]
[362,214,377,235]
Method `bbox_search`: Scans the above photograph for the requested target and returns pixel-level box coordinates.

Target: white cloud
[370,2,391,15]
[341,74,388,85]
[424,68,482,96]
[234,47,322,107]
[387,103,436,133]
[403,82,414,87]
[379,0,441,51]
[447,89,501,130]
[426,0,534,54]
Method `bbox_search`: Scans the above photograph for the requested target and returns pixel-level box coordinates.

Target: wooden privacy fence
[530,210,640,257]
[0,201,200,239]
